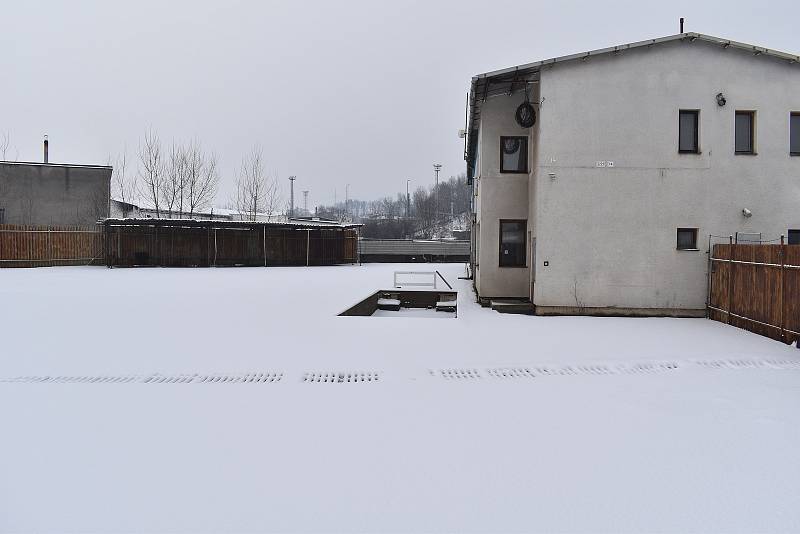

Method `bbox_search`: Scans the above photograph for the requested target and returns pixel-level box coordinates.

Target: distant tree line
[316,174,470,239]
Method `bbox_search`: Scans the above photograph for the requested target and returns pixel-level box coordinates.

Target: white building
[466,32,800,316]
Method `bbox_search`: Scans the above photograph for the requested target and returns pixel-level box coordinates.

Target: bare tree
[232,146,278,221]
[186,142,218,217]
[138,130,164,218]
[109,149,138,205]
[0,132,10,160]
[160,141,186,216]
[263,172,281,221]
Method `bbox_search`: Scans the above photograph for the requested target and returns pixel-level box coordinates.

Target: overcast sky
[2,0,799,208]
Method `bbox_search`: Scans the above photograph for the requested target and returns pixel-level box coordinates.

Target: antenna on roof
[680,17,685,34]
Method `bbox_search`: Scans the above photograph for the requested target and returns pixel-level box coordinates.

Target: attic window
[790,113,800,156]
[500,136,528,173]
[735,111,756,155]
[678,110,699,153]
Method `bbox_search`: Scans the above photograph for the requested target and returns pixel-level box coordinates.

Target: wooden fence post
[263,225,267,267]
[727,235,734,324]
[780,235,785,342]
[306,229,310,267]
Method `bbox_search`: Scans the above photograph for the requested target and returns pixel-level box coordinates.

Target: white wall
[530,39,800,311]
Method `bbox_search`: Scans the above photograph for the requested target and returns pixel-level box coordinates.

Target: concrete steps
[490,299,534,315]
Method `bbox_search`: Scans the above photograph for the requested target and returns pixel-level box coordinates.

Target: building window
[678,110,699,153]
[499,220,526,267]
[500,136,528,173]
[0,208,4,224]
[791,113,800,156]
[735,111,756,154]
[789,229,800,245]
[677,228,698,250]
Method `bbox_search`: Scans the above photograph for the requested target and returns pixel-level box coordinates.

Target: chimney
[680,17,684,34]
[43,135,49,163]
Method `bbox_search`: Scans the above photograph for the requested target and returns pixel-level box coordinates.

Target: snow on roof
[103,217,362,229]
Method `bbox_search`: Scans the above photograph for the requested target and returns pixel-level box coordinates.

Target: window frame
[734,110,756,155]
[676,227,699,251]
[498,219,527,268]
[790,112,800,156]
[499,136,529,174]
[678,109,700,154]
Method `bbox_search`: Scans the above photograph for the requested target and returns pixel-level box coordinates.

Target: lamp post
[433,164,442,232]
[345,183,350,221]
[406,179,411,218]
[288,175,296,218]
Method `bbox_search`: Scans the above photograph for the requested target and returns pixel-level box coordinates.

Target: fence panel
[709,243,800,345]
[0,224,105,268]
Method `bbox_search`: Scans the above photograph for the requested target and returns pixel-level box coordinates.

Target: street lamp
[406,179,411,218]
[433,164,442,232]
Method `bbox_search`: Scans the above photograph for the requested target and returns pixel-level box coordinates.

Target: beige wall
[474,87,539,298]
[474,38,800,312]
[533,39,800,311]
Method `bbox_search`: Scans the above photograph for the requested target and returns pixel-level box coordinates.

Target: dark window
[677,228,698,250]
[0,208,4,224]
[500,136,528,173]
[735,111,755,154]
[791,113,800,156]
[789,229,800,245]
[499,220,526,267]
[678,110,699,153]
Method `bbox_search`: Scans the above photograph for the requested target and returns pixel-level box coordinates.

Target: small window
[791,113,800,156]
[735,111,755,154]
[789,229,800,245]
[677,228,698,250]
[500,136,528,173]
[499,220,526,267]
[0,208,4,224]
[678,110,699,153]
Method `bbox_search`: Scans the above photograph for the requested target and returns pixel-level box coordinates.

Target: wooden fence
[0,224,105,268]
[104,220,359,267]
[708,241,800,345]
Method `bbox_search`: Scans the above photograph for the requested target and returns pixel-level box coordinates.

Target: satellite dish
[515,102,536,128]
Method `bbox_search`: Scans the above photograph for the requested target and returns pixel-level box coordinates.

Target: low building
[104,218,361,267]
[109,199,285,223]
[1,160,111,226]
[466,32,800,316]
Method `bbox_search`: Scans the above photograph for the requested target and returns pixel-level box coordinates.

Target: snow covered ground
[1,263,799,533]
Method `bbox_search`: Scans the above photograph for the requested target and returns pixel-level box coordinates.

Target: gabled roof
[465,32,800,180]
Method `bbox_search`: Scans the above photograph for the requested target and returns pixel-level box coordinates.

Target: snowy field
[1,263,799,533]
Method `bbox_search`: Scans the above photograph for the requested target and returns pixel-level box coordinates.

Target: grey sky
[2,0,799,208]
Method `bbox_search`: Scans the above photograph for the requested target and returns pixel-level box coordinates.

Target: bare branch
[110,149,138,206]
[137,129,164,218]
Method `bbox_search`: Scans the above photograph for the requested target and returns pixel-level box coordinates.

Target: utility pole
[433,163,442,231]
[288,176,296,218]
[302,190,309,215]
